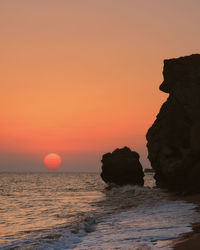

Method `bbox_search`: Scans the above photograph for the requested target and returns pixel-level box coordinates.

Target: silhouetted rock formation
[146,54,200,192]
[144,168,155,173]
[100,147,144,186]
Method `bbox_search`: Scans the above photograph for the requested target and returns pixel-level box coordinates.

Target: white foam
[4,177,200,250]
[35,184,200,250]
[71,201,199,250]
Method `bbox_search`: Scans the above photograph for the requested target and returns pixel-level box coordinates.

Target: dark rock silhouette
[146,54,200,192]
[100,146,144,186]
[144,168,155,173]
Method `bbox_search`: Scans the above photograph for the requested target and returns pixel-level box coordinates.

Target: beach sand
[174,233,200,250]
[172,194,200,250]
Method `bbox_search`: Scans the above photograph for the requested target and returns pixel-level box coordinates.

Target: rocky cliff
[101,147,144,186]
[146,54,200,192]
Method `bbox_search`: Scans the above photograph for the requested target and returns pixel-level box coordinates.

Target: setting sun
[1,1,200,249]
[43,153,62,170]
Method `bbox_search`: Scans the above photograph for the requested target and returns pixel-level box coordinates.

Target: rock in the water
[100,146,144,186]
[146,54,200,192]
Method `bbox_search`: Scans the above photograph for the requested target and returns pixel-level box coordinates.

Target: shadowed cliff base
[146,54,200,193]
[100,146,144,186]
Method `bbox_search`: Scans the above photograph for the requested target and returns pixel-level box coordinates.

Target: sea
[1,172,200,250]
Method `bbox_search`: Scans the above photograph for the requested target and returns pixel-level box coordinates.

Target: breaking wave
[1,173,200,250]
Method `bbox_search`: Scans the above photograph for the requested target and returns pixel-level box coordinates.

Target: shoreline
[170,194,200,250]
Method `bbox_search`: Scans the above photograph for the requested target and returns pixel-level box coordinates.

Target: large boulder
[146,54,200,192]
[100,146,144,186]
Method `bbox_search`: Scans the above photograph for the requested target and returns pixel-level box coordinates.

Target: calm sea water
[0,172,200,249]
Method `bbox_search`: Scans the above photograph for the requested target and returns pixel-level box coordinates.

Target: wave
[2,182,200,250]
[1,212,99,250]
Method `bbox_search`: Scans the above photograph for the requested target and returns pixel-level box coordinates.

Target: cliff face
[146,54,200,192]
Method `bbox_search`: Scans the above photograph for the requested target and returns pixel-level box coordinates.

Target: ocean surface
[0,172,200,250]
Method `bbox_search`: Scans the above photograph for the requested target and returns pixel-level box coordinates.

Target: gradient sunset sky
[1,0,200,172]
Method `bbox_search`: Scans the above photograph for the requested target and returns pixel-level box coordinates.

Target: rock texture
[146,54,200,192]
[100,146,144,186]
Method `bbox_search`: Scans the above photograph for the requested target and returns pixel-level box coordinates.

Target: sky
[0,0,200,172]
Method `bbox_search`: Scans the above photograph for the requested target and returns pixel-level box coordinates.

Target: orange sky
[0,0,200,171]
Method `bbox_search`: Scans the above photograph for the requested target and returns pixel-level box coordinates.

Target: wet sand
[172,194,200,250]
[174,232,200,250]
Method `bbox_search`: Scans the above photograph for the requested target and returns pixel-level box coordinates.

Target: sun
[43,153,62,170]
